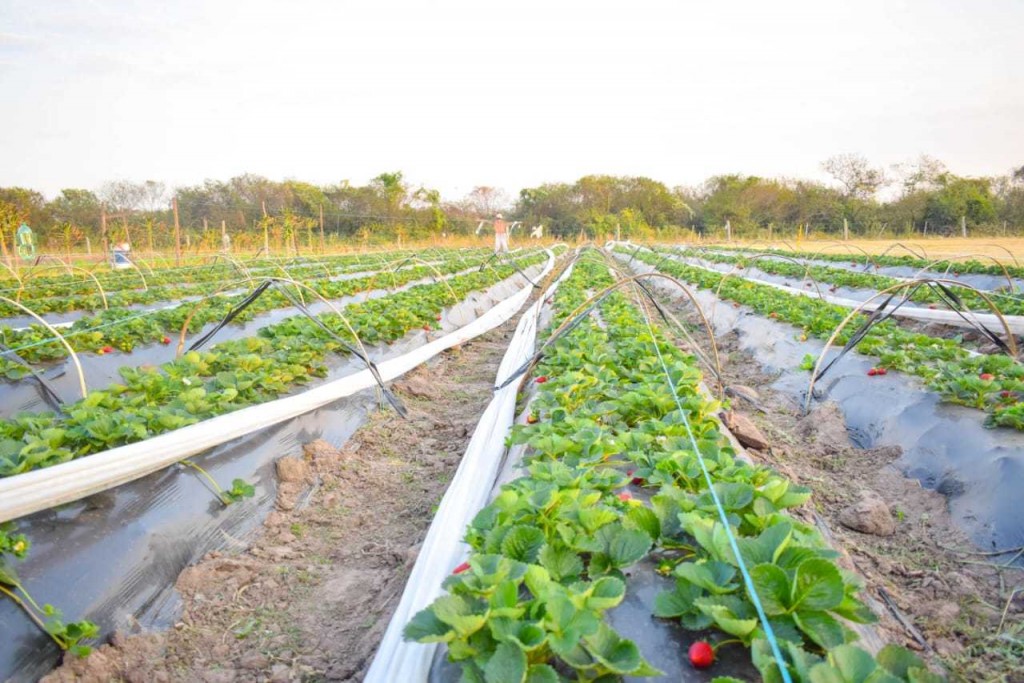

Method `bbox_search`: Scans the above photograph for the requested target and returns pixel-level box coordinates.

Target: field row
[0,250,549,477]
[630,246,1024,430]
[405,252,940,682]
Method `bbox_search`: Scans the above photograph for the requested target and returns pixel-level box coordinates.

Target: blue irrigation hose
[636,300,795,683]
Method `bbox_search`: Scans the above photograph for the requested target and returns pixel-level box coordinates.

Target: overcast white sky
[1,0,1022,201]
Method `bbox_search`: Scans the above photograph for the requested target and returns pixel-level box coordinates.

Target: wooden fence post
[319,203,326,253]
[172,198,181,266]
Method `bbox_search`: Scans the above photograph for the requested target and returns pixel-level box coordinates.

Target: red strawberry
[877,367,887,375]
[627,469,645,486]
[535,376,549,384]
[768,312,778,319]
[980,373,995,381]
[618,491,632,502]
[867,368,878,376]
[99,345,114,354]
[436,315,442,321]
[1000,390,1013,398]
[160,336,171,344]
[452,561,470,574]
[689,641,714,669]
[526,414,538,424]
[423,325,431,331]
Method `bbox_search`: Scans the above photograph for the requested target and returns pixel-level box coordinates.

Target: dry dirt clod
[391,374,434,398]
[722,410,770,450]
[839,490,897,536]
[276,455,311,483]
[797,402,851,453]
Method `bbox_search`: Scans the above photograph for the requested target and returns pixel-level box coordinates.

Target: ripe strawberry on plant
[617,491,632,502]
[160,336,171,344]
[534,376,549,384]
[867,368,878,376]
[980,373,995,381]
[97,345,115,355]
[452,561,470,574]
[688,641,714,669]
[526,414,538,424]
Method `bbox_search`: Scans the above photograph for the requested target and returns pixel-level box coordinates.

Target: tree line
[1,156,1022,255]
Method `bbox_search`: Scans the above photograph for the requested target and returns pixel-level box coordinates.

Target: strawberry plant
[1,533,98,657]
[181,460,256,506]
[682,247,1024,316]
[631,247,1024,431]
[0,253,548,477]
[0,249,505,376]
[407,253,943,680]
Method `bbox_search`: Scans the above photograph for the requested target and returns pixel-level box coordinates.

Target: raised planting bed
[668,247,1024,316]
[0,249,554,680]
[404,254,942,682]
[623,247,1024,431]
[0,251,550,478]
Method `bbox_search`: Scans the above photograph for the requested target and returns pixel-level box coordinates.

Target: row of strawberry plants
[405,254,940,682]
[705,245,1024,280]
[0,251,501,379]
[627,248,1024,431]
[670,248,1024,316]
[0,249,473,315]
[0,248,463,297]
[0,251,548,477]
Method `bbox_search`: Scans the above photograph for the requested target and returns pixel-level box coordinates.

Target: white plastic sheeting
[365,257,574,683]
[0,252,555,524]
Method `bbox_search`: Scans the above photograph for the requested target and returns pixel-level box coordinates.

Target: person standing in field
[493,213,509,253]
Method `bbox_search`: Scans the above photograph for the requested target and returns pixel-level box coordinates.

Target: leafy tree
[371,171,409,228]
[893,154,947,196]
[925,175,997,229]
[821,153,888,200]
[47,189,101,232]
[464,186,511,218]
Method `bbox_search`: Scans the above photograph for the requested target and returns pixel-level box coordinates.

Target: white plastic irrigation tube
[618,243,1024,336]
[365,256,574,683]
[0,252,555,524]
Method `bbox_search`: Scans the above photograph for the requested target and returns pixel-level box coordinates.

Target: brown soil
[42,320,520,683]
[700,326,1024,682]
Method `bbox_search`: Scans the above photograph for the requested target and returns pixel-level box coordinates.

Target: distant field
[725,237,1024,263]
